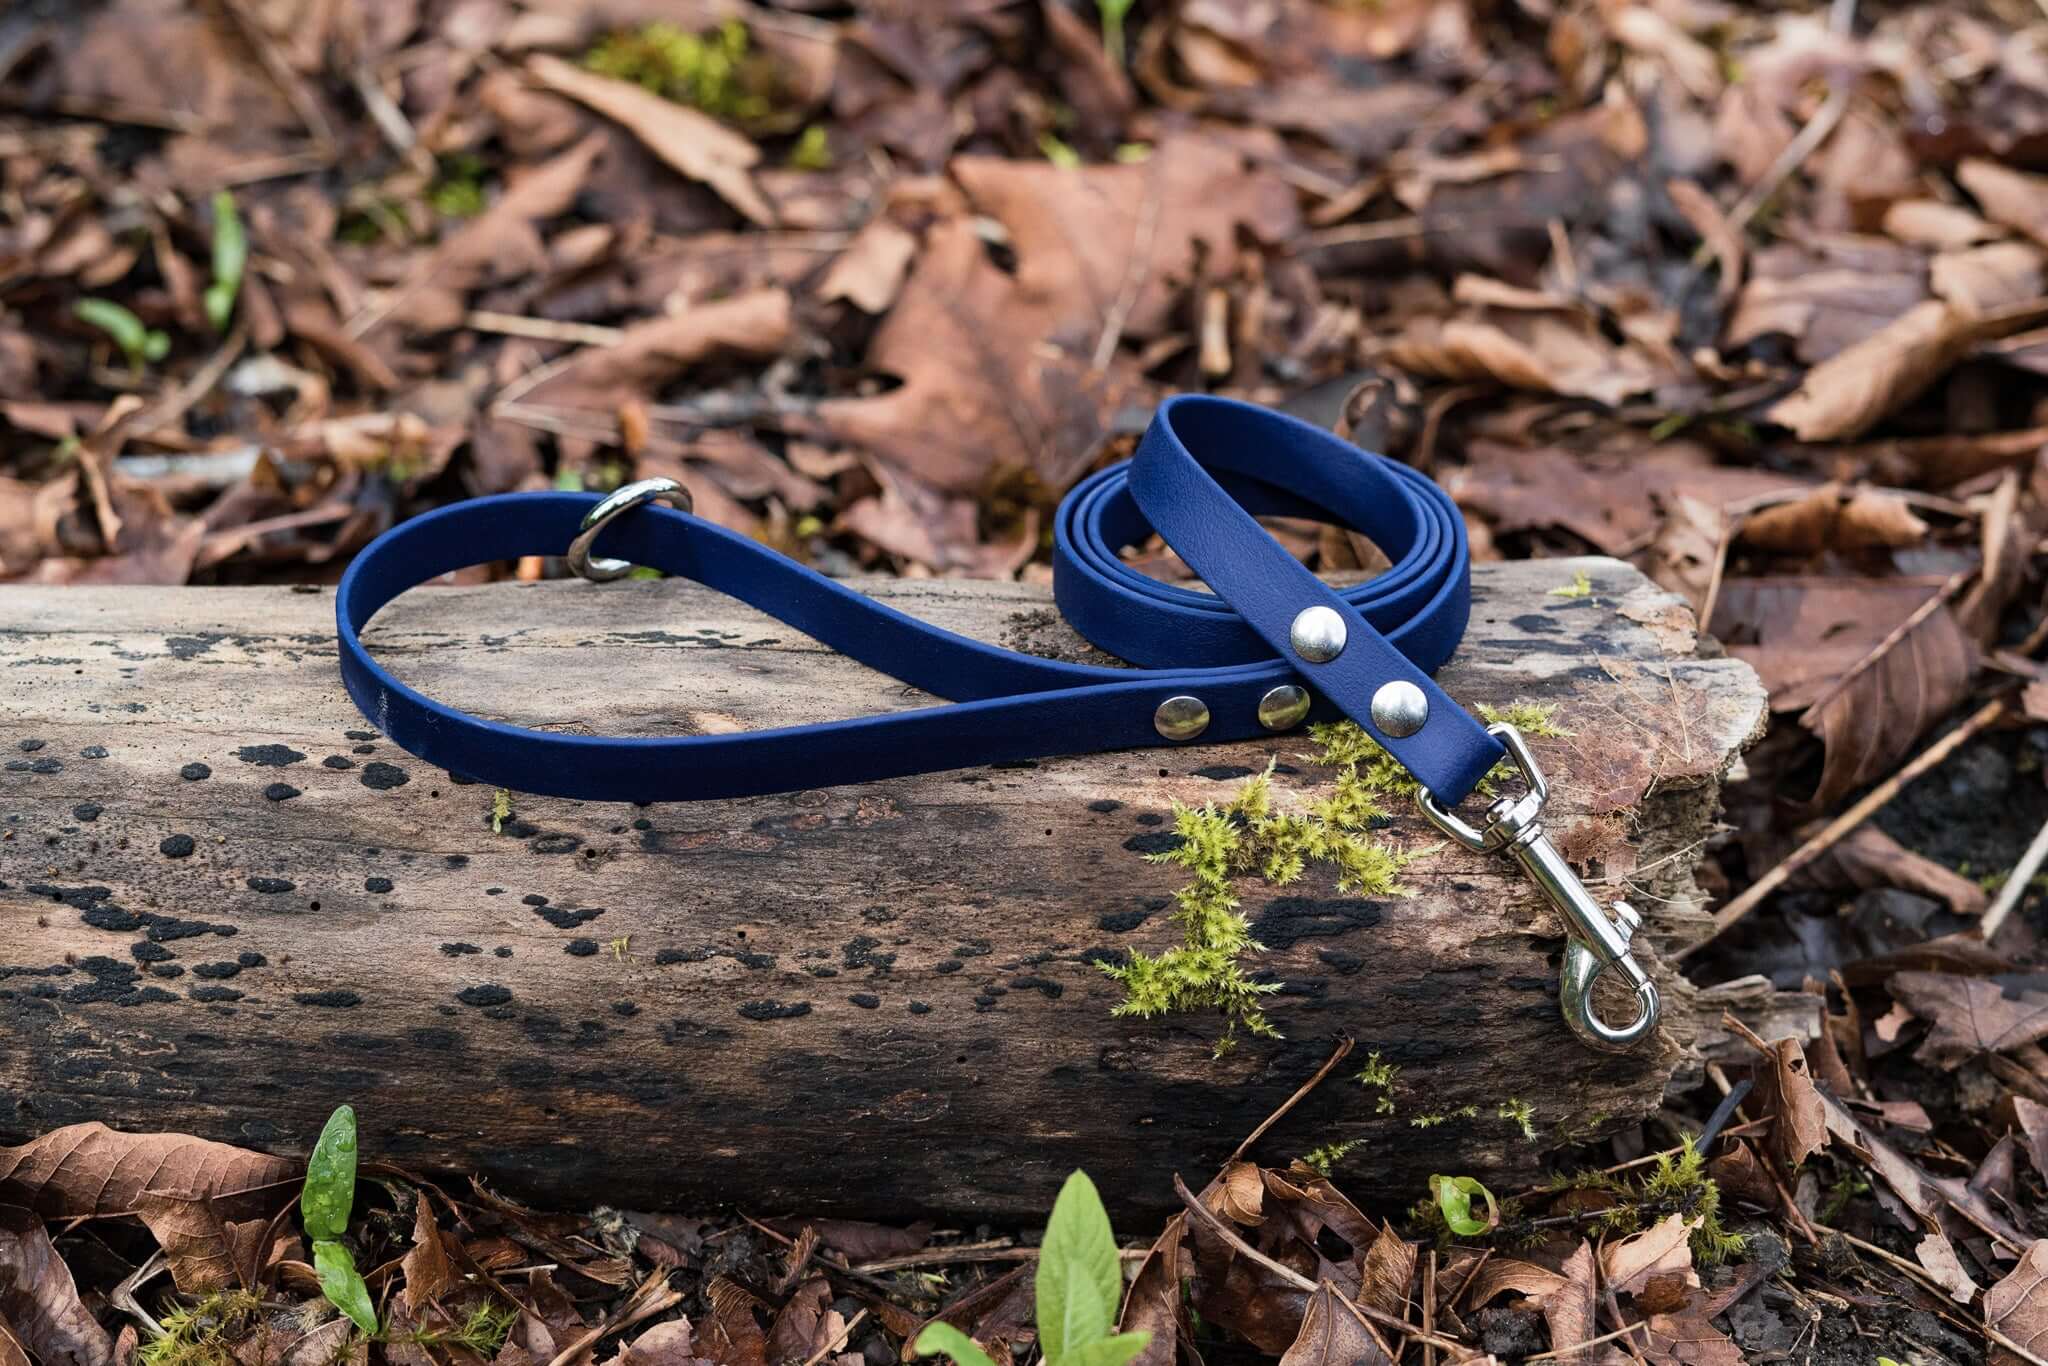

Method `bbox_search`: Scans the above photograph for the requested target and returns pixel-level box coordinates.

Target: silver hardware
[567,478,693,582]
[1257,685,1311,732]
[1154,695,1211,742]
[1370,680,1429,738]
[1289,605,1347,663]
[1416,723,1660,1053]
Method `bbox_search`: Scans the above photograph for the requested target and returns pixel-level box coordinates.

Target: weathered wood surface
[0,557,1764,1217]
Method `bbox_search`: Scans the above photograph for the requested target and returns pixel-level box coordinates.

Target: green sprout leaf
[74,299,170,372]
[1432,1174,1499,1237]
[313,1239,378,1335]
[1094,0,1137,66]
[204,190,246,332]
[1038,1170,1140,1365]
[912,1323,998,1366]
[301,1104,358,1242]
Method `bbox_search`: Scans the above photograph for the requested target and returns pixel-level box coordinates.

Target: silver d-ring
[566,478,692,582]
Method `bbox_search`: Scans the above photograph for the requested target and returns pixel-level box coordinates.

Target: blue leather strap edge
[335,396,1503,805]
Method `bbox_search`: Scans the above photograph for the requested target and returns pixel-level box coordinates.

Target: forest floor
[7,0,2048,1364]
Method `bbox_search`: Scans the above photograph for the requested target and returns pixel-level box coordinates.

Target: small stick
[1230,1037,1353,1162]
[1687,697,2011,953]
[1422,1253,1437,1366]
[1980,810,2048,941]
[1525,1320,1663,1362]
[465,311,627,348]
[797,1307,867,1366]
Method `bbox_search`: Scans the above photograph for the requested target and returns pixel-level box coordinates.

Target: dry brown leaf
[533,289,793,402]
[1797,600,1976,812]
[1915,1232,1979,1305]
[1807,824,1989,917]
[1767,301,1981,441]
[0,1123,297,1220]
[1542,1243,1601,1359]
[1277,1283,1392,1366]
[1986,1240,2048,1366]
[1960,159,2048,249]
[1639,1310,1743,1366]
[1820,1090,2029,1247]
[700,1277,768,1366]
[1752,1035,1827,1170]
[2018,1097,2048,1185]
[0,1206,113,1366]
[1881,199,1999,250]
[0,1320,29,1366]
[1118,1214,1186,1366]
[1666,179,1741,307]
[1601,1215,1696,1297]
[1382,307,1663,407]
[817,218,918,315]
[134,1189,248,1293]
[615,1320,700,1366]
[1216,1161,1266,1225]
[1891,973,2048,1069]
[1357,1221,1416,1321]
[525,55,772,226]
[401,1196,457,1310]
[1932,242,2046,317]
[1738,484,1928,553]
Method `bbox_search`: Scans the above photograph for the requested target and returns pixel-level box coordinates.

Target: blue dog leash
[336,394,1658,1050]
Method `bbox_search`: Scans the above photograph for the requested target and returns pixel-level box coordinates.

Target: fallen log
[0,557,1764,1217]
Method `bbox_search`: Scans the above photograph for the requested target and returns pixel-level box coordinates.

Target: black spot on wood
[1134,812,1165,826]
[365,877,393,893]
[130,942,172,963]
[235,745,306,767]
[159,834,195,858]
[934,960,964,974]
[295,990,362,1008]
[1086,799,1123,813]
[72,803,102,821]
[1192,765,1256,780]
[530,833,581,854]
[1122,831,1179,854]
[1318,949,1364,975]
[566,939,600,957]
[360,762,409,790]
[18,740,44,752]
[239,952,265,967]
[458,984,512,1007]
[345,730,378,741]
[322,756,355,770]
[533,904,603,930]
[191,986,243,1003]
[1097,910,1150,932]
[80,746,108,759]
[192,962,241,980]
[1010,976,1063,998]
[246,877,294,894]
[441,943,481,956]
[352,743,377,754]
[738,1000,810,1020]
[908,1001,933,1015]
[850,993,881,1009]
[263,783,300,802]
[1251,896,1385,949]
[612,1001,639,1017]
[180,762,211,781]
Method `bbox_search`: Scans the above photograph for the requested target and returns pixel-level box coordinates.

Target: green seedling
[1431,1175,1499,1237]
[205,190,245,332]
[302,1105,378,1334]
[75,299,170,374]
[1095,0,1137,66]
[914,1171,1147,1366]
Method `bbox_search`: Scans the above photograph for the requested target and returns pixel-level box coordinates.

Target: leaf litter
[14,0,2048,1363]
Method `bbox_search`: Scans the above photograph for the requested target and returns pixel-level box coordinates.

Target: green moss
[490,789,513,834]
[787,124,832,170]
[1549,571,1594,599]
[404,1300,517,1358]
[1307,699,1567,801]
[1102,759,1418,1052]
[1356,1050,1399,1115]
[1498,1098,1538,1142]
[584,20,777,123]
[1299,1138,1363,1176]
[139,1292,262,1366]
[1548,1140,1745,1266]
[428,154,488,219]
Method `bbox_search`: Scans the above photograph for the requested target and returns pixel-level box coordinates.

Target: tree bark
[0,558,1765,1217]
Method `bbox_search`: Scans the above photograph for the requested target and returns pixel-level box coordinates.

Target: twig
[797,1307,866,1366]
[1981,810,2048,940]
[1686,696,2011,954]
[1799,568,1973,718]
[1230,1037,1353,1162]
[1526,1320,1663,1362]
[1092,167,1164,370]
[540,1269,679,1366]
[465,311,627,348]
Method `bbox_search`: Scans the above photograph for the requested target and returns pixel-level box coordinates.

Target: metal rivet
[1257,685,1311,732]
[1289,605,1347,663]
[1153,695,1210,742]
[1370,680,1429,738]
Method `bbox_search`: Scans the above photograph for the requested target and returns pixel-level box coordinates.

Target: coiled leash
[337,394,1659,1051]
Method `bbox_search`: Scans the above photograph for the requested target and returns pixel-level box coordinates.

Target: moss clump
[139,1291,262,1366]
[1357,1050,1400,1114]
[1102,757,1418,1053]
[1308,699,1569,801]
[584,20,777,123]
[1543,1140,1746,1266]
[787,124,832,170]
[1299,1138,1363,1176]
[1499,1097,1538,1142]
[405,1300,518,1357]
[1549,570,1594,599]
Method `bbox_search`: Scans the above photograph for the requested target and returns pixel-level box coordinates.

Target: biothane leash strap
[336,394,1659,1051]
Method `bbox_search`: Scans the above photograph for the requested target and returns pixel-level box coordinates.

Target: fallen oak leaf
[1601,1215,1697,1298]
[525,55,774,226]
[0,1206,114,1366]
[1890,972,2048,1069]
[0,1122,299,1221]
[1986,1240,2048,1366]
[1959,159,2048,249]
[1277,1282,1393,1366]
[1915,1232,1980,1306]
[400,1195,456,1310]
